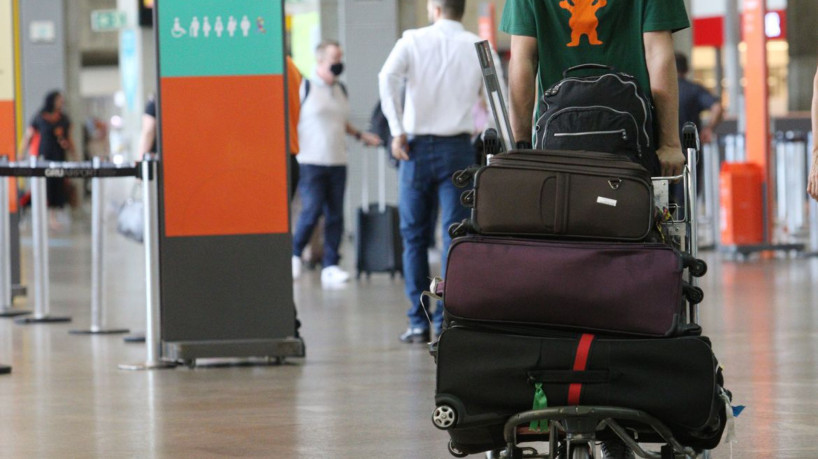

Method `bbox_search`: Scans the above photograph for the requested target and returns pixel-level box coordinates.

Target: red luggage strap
[567,334,595,405]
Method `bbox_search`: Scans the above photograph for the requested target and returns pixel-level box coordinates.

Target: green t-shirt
[500,0,690,99]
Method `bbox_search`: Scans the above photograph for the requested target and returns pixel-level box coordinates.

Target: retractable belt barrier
[0,159,140,179]
[0,157,169,368]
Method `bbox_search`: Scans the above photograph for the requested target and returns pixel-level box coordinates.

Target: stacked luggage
[429,141,730,458]
[429,44,731,458]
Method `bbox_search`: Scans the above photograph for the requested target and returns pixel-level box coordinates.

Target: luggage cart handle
[682,122,700,152]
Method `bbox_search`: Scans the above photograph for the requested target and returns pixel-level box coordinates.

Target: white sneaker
[321,265,350,285]
[292,256,302,280]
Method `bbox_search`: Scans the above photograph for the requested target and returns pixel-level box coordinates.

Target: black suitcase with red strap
[432,326,728,456]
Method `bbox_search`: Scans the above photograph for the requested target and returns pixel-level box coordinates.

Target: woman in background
[25,90,75,229]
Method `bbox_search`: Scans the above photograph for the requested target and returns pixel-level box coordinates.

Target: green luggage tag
[530,382,549,432]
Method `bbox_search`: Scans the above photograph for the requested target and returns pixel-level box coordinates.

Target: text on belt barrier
[0,160,142,179]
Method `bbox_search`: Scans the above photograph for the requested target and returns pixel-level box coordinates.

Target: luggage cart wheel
[452,170,474,188]
[447,440,468,458]
[433,405,458,430]
[684,285,705,305]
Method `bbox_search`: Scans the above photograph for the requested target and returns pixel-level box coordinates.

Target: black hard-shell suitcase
[356,148,402,278]
[433,326,727,455]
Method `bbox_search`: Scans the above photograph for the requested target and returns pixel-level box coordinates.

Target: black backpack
[534,64,657,174]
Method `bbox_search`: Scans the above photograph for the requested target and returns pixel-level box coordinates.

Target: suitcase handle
[527,369,616,384]
[562,63,616,78]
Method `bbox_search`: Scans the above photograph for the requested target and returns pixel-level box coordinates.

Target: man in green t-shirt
[500,0,690,178]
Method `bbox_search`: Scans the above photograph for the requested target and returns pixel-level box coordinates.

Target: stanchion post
[16,157,70,324]
[120,156,175,370]
[0,156,30,318]
[70,157,129,335]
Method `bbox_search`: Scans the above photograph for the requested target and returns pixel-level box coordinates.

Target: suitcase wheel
[448,221,469,239]
[452,169,474,188]
[689,258,708,277]
[432,404,458,430]
[447,440,468,458]
[460,189,475,207]
[683,284,705,305]
[680,253,708,278]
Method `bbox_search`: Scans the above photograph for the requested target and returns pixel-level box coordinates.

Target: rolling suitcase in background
[432,326,728,455]
[454,149,655,241]
[440,236,704,337]
[356,148,402,279]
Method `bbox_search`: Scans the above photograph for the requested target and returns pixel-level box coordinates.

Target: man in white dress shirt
[379,0,498,343]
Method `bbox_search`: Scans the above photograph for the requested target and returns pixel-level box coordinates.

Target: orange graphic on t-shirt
[559,0,607,47]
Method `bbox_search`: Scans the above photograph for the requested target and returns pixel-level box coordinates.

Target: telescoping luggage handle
[361,147,388,213]
[475,40,515,154]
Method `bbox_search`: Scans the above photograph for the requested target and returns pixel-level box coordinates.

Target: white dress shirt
[378,19,505,138]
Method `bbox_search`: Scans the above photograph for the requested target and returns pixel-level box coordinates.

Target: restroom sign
[156,0,289,237]
[158,0,282,77]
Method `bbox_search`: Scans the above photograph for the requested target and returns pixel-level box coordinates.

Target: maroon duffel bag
[440,236,701,337]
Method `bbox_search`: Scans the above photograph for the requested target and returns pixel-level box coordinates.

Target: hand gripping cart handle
[475,41,514,156]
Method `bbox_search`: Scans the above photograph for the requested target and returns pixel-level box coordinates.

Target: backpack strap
[300,78,310,103]
[300,79,347,102]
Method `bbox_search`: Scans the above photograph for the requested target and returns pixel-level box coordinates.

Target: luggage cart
[433,125,718,459]
[434,45,727,457]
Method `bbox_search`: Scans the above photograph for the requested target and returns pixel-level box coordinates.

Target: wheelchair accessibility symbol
[171,17,186,38]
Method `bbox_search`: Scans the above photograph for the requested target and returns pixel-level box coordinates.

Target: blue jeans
[399,135,474,330]
[292,164,347,267]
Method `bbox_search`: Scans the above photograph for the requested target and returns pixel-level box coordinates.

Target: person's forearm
[812,70,818,156]
[644,32,680,149]
[139,130,155,156]
[346,123,360,138]
[508,36,538,144]
[708,103,724,130]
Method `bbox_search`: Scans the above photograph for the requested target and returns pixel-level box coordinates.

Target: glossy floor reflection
[1,212,818,458]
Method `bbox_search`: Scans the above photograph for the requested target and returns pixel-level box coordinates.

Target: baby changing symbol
[559,0,607,47]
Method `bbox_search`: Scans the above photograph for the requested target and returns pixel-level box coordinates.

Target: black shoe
[399,327,430,343]
[600,439,635,459]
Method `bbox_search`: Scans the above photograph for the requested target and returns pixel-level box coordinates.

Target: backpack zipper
[554,129,628,141]
[542,106,642,155]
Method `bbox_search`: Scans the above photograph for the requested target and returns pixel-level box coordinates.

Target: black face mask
[330,62,344,77]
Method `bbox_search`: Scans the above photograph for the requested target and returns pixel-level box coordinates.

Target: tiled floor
[1,209,818,458]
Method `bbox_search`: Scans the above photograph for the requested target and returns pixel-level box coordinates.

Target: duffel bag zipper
[490,155,650,178]
[554,129,628,141]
